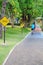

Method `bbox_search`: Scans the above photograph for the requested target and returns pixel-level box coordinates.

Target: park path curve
[3,32,43,65]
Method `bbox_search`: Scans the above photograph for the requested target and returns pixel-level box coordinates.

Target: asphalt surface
[3,32,43,65]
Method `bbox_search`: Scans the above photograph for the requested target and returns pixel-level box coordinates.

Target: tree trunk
[21,13,31,27]
[0,0,7,38]
[27,14,31,25]
[21,13,26,27]
[10,14,14,28]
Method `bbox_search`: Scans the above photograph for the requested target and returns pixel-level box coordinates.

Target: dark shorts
[31,28,34,30]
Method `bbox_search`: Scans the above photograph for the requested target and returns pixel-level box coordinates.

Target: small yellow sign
[20,23,25,28]
[0,17,9,26]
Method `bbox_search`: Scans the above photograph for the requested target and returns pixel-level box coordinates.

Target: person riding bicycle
[31,22,36,34]
[31,22,36,30]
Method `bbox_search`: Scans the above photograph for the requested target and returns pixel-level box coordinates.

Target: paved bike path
[3,32,43,65]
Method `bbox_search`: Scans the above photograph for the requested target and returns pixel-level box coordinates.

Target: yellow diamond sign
[0,17,9,26]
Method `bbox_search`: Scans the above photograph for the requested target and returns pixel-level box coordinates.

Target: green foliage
[32,0,43,18]
[18,0,43,18]
[8,0,21,17]
[0,0,43,19]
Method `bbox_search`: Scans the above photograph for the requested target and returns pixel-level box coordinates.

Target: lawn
[0,26,30,65]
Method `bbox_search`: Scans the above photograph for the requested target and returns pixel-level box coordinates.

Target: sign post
[0,17,9,44]
[4,26,5,43]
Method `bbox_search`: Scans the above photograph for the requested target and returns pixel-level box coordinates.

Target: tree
[0,0,43,27]
[18,0,43,27]
[18,0,34,27]
[6,0,21,27]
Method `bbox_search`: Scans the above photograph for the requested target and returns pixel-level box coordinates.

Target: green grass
[0,26,30,65]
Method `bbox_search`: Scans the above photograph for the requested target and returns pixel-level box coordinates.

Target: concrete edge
[2,32,31,65]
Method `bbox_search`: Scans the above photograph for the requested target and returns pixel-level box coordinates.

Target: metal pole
[4,26,5,43]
